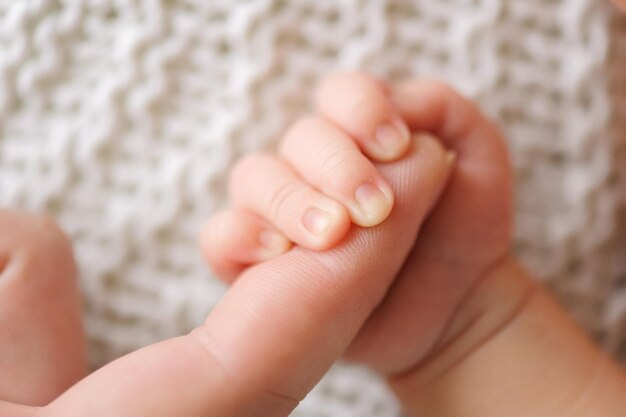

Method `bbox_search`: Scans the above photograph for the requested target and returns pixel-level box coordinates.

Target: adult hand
[0,123,452,416]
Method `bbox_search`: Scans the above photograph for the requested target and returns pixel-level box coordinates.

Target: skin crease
[0,2,625,414]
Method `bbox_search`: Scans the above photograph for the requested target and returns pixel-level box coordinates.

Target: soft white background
[1,0,625,415]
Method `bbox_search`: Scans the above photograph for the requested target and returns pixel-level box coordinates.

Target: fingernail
[258,230,291,259]
[302,207,335,237]
[373,121,410,160]
[353,182,393,226]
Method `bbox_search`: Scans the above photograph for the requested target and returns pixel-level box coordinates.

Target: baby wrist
[387,257,626,417]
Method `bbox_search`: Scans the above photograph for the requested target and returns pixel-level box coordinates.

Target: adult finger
[43,134,454,417]
[0,400,38,417]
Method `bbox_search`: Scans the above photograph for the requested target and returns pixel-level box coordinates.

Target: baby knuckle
[230,153,259,181]
[318,145,351,174]
[266,182,303,220]
[319,151,364,190]
[280,116,322,151]
[228,153,272,197]
[350,96,390,129]
[199,214,225,256]
[290,116,321,136]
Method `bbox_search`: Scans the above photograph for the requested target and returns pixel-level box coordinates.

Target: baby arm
[390,258,626,417]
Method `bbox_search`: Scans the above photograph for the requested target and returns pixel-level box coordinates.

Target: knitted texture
[1,0,625,415]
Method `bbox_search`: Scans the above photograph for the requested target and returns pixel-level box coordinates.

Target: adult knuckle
[188,327,237,383]
[189,327,301,416]
[258,386,302,416]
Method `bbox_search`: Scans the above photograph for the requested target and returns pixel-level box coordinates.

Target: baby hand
[202,73,415,280]
[197,73,626,417]
[201,72,514,377]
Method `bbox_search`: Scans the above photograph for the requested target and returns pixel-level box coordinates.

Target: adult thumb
[43,134,452,417]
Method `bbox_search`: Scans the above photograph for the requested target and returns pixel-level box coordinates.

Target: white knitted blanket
[1,1,626,415]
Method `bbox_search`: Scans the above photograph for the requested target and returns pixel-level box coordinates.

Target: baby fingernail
[258,230,291,259]
[354,182,392,226]
[302,206,335,237]
[373,121,410,160]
